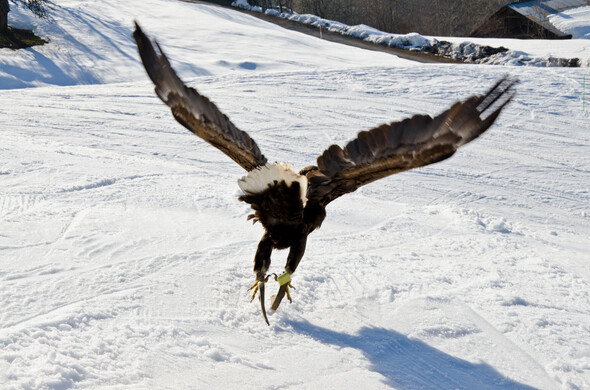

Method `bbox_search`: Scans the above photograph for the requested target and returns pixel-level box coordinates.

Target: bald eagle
[133,23,515,325]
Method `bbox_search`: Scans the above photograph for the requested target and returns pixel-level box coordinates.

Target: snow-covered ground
[233,0,590,67]
[0,0,404,89]
[1,1,590,389]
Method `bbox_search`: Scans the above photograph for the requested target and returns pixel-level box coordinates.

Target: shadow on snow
[287,319,537,390]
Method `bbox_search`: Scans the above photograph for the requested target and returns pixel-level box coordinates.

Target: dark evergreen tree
[19,0,47,18]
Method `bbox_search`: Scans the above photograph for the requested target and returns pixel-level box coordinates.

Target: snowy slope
[1,1,590,389]
[0,0,405,89]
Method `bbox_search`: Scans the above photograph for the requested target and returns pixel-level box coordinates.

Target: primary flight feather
[133,23,516,325]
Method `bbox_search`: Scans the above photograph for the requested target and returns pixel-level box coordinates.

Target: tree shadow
[0,48,87,88]
[287,319,537,390]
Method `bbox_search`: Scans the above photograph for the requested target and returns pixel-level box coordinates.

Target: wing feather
[133,23,267,171]
[308,77,516,206]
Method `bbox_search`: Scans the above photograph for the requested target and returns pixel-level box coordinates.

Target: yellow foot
[284,281,295,303]
[270,272,295,311]
[249,274,271,326]
[248,274,271,301]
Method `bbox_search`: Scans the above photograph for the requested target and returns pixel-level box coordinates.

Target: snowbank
[232,1,590,67]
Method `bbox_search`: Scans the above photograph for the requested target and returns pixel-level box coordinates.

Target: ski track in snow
[1,66,589,389]
[1,2,590,390]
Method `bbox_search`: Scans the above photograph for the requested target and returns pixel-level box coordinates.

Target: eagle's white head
[237,162,308,206]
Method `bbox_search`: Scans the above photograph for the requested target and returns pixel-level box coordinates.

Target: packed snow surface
[1,1,590,389]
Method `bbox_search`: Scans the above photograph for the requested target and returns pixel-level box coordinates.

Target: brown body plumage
[133,23,516,325]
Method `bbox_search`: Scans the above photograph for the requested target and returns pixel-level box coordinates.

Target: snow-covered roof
[509,0,590,37]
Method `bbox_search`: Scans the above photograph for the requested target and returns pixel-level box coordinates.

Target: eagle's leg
[270,235,307,311]
[249,232,273,325]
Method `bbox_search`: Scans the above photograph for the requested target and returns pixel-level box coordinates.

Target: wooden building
[471,0,589,39]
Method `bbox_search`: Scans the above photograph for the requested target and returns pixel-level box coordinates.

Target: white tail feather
[238,162,308,205]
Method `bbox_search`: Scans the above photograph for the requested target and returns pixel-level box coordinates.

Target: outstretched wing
[306,77,516,206]
[133,22,268,171]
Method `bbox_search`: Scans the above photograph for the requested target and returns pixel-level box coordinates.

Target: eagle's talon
[285,282,294,303]
[274,272,294,304]
[248,281,258,301]
[249,274,271,325]
[248,273,271,302]
[270,278,295,311]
